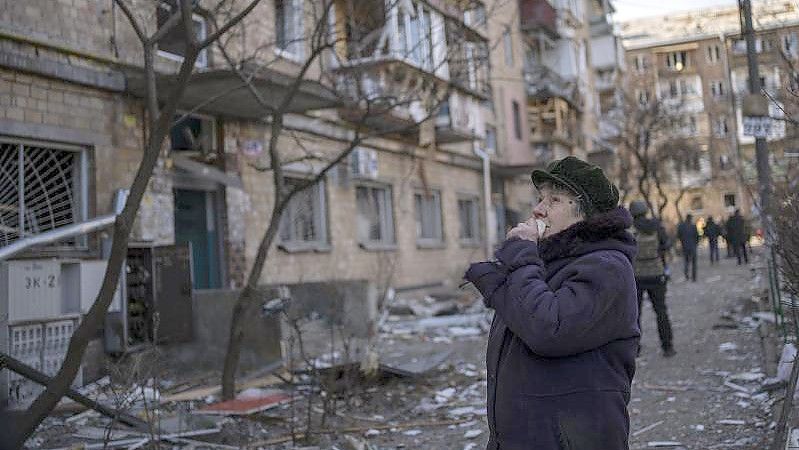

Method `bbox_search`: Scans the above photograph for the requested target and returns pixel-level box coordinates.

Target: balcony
[124,67,339,119]
[335,69,426,137]
[598,118,621,141]
[435,92,479,144]
[594,70,616,92]
[524,66,579,106]
[519,0,559,39]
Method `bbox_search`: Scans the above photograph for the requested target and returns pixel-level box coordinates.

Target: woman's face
[531,185,585,238]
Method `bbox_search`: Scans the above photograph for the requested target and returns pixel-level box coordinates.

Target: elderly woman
[465,156,640,450]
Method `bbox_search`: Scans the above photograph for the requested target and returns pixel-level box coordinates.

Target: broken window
[276,0,304,58]
[415,190,443,243]
[356,184,395,246]
[690,195,703,211]
[170,113,216,156]
[279,178,328,249]
[724,193,737,208]
[336,0,387,60]
[0,140,87,248]
[458,196,480,242]
[398,1,435,69]
[156,0,208,66]
[665,51,687,71]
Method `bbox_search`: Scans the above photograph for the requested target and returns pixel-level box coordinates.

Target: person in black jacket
[727,209,749,264]
[629,201,675,357]
[465,157,638,450]
[703,217,722,264]
[677,214,700,281]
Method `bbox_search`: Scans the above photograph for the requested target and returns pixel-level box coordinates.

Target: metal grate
[6,318,82,407]
[0,141,84,247]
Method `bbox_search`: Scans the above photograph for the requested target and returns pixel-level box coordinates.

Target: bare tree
[8,1,265,446]
[617,91,687,219]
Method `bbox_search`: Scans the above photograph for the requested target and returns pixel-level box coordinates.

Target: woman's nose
[532,202,546,218]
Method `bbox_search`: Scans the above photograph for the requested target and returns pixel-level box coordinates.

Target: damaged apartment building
[489,0,626,228]
[0,0,625,407]
[620,0,799,224]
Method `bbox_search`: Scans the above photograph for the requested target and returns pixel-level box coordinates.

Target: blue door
[174,189,221,289]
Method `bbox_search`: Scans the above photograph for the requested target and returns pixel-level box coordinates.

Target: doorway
[174,189,222,289]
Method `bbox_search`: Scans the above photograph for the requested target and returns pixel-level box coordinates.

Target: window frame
[633,54,649,74]
[457,194,481,245]
[689,195,704,211]
[512,100,522,140]
[355,182,396,250]
[414,188,445,247]
[274,0,306,62]
[665,51,687,70]
[503,28,514,67]
[723,192,737,208]
[0,137,90,251]
[710,80,725,98]
[277,177,330,252]
[707,44,721,63]
[169,111,217,154]
[484,125,497,154]
[714,116,729,137]
[155,1,208,67]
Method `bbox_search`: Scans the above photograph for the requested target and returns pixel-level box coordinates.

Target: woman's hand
[507,218,539,241]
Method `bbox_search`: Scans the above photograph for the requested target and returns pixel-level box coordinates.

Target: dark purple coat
[465,207,640,450]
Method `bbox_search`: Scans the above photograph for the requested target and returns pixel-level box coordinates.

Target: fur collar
[539,207,634,263]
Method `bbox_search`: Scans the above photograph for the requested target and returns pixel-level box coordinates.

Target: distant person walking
[629,201,676,357]
[703,217,722,264]
[677,214,700,282]
[727,209,749,265]
[722,218,734,258]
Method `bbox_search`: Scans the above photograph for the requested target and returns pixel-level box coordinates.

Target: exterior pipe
[0,214,118,261]
[0,190,127,261]
[473,147,495,259]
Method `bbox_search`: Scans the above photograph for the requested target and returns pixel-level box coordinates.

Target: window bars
[0,141,86,248]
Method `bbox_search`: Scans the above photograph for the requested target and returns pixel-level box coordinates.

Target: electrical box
[1,260,62,322]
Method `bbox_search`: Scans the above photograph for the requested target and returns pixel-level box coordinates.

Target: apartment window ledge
[278,242,331,253]
[416,240,447,250]
[274,47,305,64]
[359,242,398,252]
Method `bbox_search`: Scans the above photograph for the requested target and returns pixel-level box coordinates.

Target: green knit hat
[531,156,619,216]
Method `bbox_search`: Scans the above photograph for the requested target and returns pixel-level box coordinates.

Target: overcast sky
[612,0,738,22]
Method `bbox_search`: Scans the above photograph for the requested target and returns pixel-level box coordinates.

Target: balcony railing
[524,66,578,105]
[519,0,558,38]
